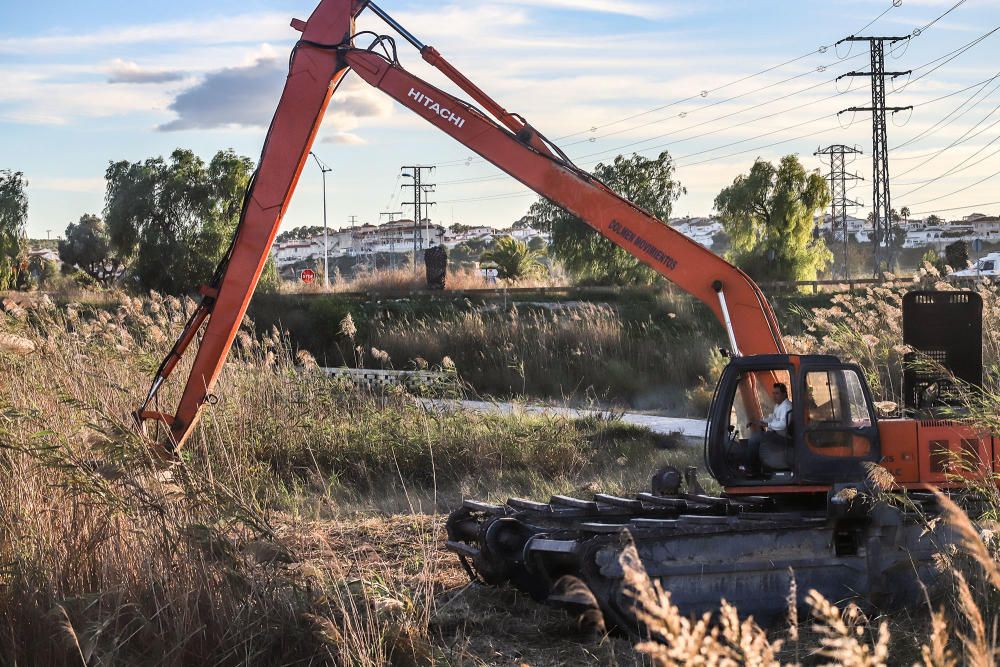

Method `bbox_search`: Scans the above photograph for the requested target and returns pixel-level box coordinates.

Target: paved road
[418,399,706,438]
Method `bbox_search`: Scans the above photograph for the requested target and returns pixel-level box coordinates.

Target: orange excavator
[135,0,984,628]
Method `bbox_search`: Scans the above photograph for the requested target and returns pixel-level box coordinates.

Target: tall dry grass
[364,299,720,411]
[0,291,701,664]
[0,293,452,665]
[787,266,1000,406]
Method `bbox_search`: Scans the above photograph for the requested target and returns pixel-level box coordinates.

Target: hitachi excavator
[135,0,987,630]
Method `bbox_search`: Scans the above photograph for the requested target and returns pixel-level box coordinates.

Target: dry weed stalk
[0,332,34,355]
[806,590,889,667]
[621,540,783,666]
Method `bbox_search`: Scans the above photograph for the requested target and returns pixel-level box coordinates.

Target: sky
[1,0,998,239]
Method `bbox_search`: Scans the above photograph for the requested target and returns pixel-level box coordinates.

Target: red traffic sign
[300,269,316,284]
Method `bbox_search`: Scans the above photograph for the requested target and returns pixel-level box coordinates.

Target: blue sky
[1,0,998,239]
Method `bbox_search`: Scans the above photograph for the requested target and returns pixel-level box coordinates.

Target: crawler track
[447,487,951,631]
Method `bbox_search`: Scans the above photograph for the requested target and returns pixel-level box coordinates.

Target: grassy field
[249,288,735,415]
[1,281,999,665]
[0,291,703,664]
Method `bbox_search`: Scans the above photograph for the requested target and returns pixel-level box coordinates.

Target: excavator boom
[137,0,783,450]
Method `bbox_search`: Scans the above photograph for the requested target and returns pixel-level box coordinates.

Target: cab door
[795,362,881,483]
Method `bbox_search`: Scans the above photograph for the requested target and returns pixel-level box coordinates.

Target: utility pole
[347,215,363,272]
[836,35,912,276]
[309,152,333,289]
[401,165,436,275]
[815,145,863,279]
[380,211,403,270]
[421,183,437,251]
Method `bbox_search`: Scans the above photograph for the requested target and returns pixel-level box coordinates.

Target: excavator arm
[136,0,785,452]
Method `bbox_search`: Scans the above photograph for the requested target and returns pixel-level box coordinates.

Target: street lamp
[309,151,333,288]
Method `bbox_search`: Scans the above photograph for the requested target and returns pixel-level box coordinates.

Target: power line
[916,0,967,34]
[906,199,1000,217]
[895,137,1000,193]
[892,100,1000,177]
[893,78,999,151]
[436,117,873,205]
[905,164,1000,207]
[439,77,872,187]
[432,0,968,170]
[556,51,870,151]
[439,23,1000,191]
[440,64,993,191]
[433,2,982,212]
[436,49,873,172]
[891,73,1000,155]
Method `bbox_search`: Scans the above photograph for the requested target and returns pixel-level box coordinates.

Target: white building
[443,226,496,247]
[670,216,722,249]
[272,239,322,267]
[355,219,445,254]
[966,215,1000,242]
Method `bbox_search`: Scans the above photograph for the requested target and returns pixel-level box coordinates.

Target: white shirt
[766,399,792,432]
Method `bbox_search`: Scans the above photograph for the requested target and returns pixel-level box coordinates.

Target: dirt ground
[282,513,644,666]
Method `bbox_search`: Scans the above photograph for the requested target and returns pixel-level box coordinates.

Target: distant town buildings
[271,209,1000,274]
[271,219,551,270]
[817,211,1000,250]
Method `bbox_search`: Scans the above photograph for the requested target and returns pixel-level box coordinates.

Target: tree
[926,214,943,226]
[921,247,947,274]
[58,214,124,286]
[19,255,58,290]
[105,149,254,294]
[276,225,325,243]
[944,240,969,271]
[714,155,832,282]
[258,255,281,293]
[521,151,685,285]
[900,206,910,224]
[0,170,28,290]
[479,236,546,281]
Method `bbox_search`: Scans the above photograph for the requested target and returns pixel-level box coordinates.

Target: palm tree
[479,236,546,281]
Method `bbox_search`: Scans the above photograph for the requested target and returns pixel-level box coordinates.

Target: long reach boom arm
[136,0,786,452]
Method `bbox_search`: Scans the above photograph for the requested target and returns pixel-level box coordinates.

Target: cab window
[804,369,874,454]
[806,369,872,427]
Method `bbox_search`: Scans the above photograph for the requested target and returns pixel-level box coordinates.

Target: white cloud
[159,57,392,132]
[108,59,185,84]
[0,67,173,124]
[494,0,685,19]
[322,132,367,145]
[0,13,292,54]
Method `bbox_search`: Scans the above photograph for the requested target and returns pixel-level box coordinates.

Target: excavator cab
[707,354,881,489]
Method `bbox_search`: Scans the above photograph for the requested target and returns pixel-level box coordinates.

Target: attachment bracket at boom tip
[365,2,425,51]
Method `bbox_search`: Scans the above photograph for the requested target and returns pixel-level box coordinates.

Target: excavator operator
[746,383,793,474]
